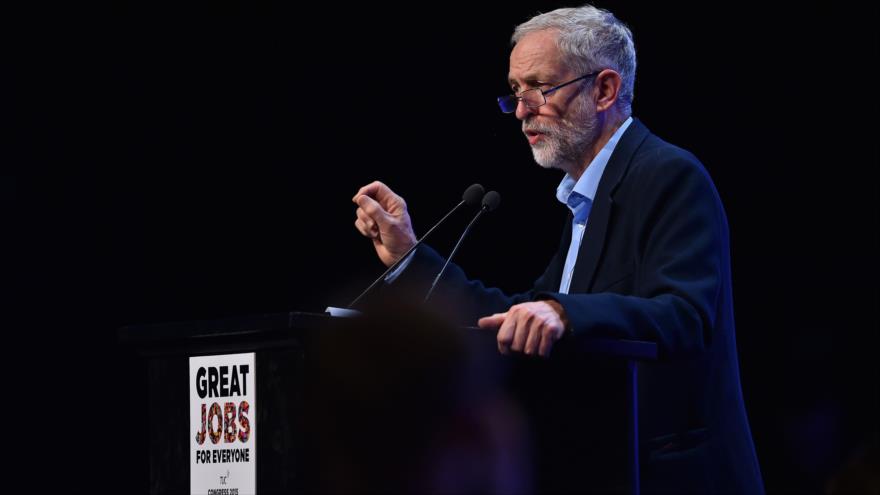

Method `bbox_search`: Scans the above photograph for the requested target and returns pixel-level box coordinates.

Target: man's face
[508,30,598,173]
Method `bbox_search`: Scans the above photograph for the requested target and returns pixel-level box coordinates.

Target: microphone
[424,190,501,303]
[346,183,485,308]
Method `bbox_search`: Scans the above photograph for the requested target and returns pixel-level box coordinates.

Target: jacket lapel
[569,118,650,293]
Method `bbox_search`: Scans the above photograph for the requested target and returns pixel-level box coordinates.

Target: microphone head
[462,183,485,207]
[482,190,501,212]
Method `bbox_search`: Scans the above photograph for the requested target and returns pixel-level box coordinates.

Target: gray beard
[526,100,599,173]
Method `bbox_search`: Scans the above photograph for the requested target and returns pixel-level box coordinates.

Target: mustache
[522,120,556,134]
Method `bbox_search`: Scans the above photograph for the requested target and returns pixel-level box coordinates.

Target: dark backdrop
[7,3,878,493]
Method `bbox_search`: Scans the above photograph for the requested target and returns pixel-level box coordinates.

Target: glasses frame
[498,71,601,114]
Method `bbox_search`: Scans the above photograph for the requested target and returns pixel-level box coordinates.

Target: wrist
[543,299,571,334]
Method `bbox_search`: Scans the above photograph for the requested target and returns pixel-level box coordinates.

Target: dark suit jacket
[389,119,764,493]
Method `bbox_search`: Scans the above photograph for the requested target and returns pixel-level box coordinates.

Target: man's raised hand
[353,181,417,267]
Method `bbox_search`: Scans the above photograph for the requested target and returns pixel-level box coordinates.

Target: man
[353,5,763,493]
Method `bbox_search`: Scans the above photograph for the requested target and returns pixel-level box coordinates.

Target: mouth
[524,129,544,145]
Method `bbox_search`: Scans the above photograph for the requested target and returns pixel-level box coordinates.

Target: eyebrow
[508,75,551,89]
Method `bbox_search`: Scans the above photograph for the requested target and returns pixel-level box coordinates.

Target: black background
[7,2,878,493]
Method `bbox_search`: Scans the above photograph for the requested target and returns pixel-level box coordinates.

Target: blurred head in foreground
[306,301,531,494]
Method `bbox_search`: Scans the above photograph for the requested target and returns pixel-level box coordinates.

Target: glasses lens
[521,89,544,108]
[497,95,517,113]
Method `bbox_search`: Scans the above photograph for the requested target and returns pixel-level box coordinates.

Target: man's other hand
[478,300,569,358]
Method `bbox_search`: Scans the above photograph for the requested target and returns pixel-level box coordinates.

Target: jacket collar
[567,118,651,292]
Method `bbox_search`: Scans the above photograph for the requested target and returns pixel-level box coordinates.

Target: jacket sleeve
[385,242,560,325]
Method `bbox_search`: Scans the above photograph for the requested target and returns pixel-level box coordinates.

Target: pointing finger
[478,313,507,329]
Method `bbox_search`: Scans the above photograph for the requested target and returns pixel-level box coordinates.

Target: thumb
[478,312,507,329]
[355,181,406,215]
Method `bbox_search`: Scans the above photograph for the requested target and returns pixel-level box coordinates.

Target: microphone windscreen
[462,183,485,207]
[482,191,501,212]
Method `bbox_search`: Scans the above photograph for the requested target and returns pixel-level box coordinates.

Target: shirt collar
[556,116,633,211]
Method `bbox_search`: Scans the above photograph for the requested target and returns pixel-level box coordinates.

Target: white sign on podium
[189,352,256,495]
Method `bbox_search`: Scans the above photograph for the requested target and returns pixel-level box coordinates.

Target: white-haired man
[353,4,763,493]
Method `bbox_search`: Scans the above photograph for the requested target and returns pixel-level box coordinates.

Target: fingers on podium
[496,319,516,355]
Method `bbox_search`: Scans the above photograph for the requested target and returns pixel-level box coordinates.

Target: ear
[593,69,622,113]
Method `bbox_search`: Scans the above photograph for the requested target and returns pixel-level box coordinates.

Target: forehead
[509,30,567,83]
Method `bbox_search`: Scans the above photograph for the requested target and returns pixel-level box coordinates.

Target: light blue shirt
[557,117,632,294]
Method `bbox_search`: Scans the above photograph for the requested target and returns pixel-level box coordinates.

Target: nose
[515,99,535,121]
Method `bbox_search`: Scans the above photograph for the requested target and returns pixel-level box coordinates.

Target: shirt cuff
[384,249,417,284]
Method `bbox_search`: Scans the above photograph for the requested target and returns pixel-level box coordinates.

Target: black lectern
[119,311,657,494]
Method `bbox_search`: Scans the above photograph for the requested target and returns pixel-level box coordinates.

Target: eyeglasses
[497,72,600,114]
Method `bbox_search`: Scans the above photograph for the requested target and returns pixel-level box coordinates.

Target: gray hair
[512,4,637,116]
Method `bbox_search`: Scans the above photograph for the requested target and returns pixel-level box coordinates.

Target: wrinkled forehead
[508,30,568,84]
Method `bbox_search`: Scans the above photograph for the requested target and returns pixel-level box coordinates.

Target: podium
[119,310,657,494]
